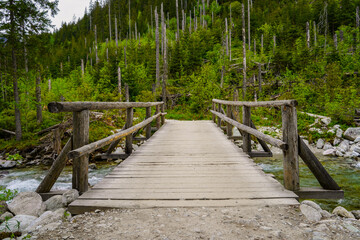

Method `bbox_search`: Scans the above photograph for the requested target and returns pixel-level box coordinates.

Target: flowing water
[254,154,360,212]
[0,163,117,193]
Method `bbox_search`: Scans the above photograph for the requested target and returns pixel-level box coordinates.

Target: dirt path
[33,205,360,240]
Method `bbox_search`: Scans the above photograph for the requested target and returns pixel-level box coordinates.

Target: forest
[1,0,360,147]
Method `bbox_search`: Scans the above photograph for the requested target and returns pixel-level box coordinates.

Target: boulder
[323,142,333,150]
[0,200,8,215]
[89,163,97,170]
[353,146,360,154]
[336,128,343,138]
[8,192,46,217]
[45,195,65,211]
[301,200,322,211]
[323,149,336,156]
[333,138,342,146]
[316,139,325,149]
[333,124,341,130]
[0,160,16,169]
[0,212,13,222]
[351,210,360,219]
[332,206,355,219]
[338,140,350,152]
[320,210,332,219]
[350,151,360,158]
[343,127,360,141]
[335,150,344,157]
[355,136,360,143]
[321,117,331,126]
[62,189,79,206]
[0,215,37,232]
[25,208,65,233]
[300,204,322,222]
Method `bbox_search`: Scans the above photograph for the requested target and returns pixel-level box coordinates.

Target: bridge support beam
[125,107,134,154]
[282,106,299,191]
[146,107,152,139]
[72,110,89,193]
[242,106,251,153]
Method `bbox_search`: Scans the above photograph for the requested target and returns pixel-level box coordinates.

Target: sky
[51,0,91,30]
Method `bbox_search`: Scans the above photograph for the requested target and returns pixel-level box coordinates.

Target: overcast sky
[51,0,91,30]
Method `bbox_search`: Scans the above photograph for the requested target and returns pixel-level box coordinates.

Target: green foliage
[0,187,18,202]
[5,154,23,163]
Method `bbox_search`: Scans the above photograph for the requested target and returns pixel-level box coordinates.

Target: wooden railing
[211,99,343,199]
[36,101,166,194]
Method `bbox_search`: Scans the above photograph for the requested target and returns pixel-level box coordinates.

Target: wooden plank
[39,191,67,201]
[145,107,151,139]
[248,151,273,158]
[250,120,272,153]
[242,106,251,153]
[68,198,299,214]
[212,99,298,107]
[72,110,89,193]
[294,188,344,199]
[48,101,164,113]
[298,137,340,190]
[95,154,128,160]
[156,105,161,129]
[281,106,299,191]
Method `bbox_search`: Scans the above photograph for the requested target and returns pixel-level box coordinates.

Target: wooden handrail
[48,101,164,113]
[211,110,288,150]
[212,99,298,107]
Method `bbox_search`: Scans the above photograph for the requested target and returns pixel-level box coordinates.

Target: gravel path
[33,205,360,240]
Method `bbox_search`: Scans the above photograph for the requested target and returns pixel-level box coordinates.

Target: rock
[0,215,37,232]
[354,146,360,154]
[8,192,46,217]
[335,150,344,157]
[62,189,79,206]
[336,128,343,138]
[36,221,61,234]
[343,223,359,233]
[0,200,8,215]
[323,149,336,156]
[301,200,322,211]
[338,140,350,152]
[323,142,333,150]
[300,204,322,222]
[333,124,341,129]
[25,208,65,233]
[350,151,360,158]
[89,163,97,170]
[333,138,342,146]
[0,212,14,222]
[332,206,355,219]
[320,210,332,219]
[343,127,360,141]
[0,160,16,169]
[316,139,325,149]
[321,117,331,126]
[41,155,54,166]
[355,136,360,143]
[45,195,65,211]
[351,210,360,219]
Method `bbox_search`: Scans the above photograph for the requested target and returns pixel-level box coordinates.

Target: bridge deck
[69,120,298,214]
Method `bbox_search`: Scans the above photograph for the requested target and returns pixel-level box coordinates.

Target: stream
[254,154,360,212]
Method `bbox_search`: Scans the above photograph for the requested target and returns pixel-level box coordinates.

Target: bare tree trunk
[258,63,262,93]
[0,62,4,101]
[125,83,129,102]
[189,10,192,34]
[124,46,127,67]
[306,21,310,48]
[106,48,109,62]
[115,17,118,53]
[155,7,160,87]
[163,23,168,83]
[261,34,263,53]
[135,22,138,40]
[118,67,122,101]
[314,21,317,46]
[273,35,276,53]
[81,59,84,78]
[95,25,99,64]
[334,33,338,50]
[229,4,232,61]
[194,6,197,31]
[254,39,256,56]
[10,0,21,140]
[36,70,42,124]
[48,78,51,92]
[176,0,180,41]
[109,0,112,41]
[151,5,153,31]
[242,3,247,99]
[248,0,251,51]
[182,9,185,32]
[202,0,205,28]
[225,18,229,56]
[128,0,131,39]
[220,65,225,88]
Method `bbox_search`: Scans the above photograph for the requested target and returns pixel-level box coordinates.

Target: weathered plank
[213,99,298,107]
[294,187,344,199]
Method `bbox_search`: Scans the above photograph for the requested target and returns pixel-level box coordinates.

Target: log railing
[37,101,166,194]
[211,99,343,199]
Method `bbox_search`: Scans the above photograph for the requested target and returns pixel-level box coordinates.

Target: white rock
[321,117,331,126]
[344,127,360,141]
[323,149,336,156]
[62,189,79,206]
[320,210,332,219]
[336,150,344,157]
[45,195,65,211]
[0,215,37,232]
[333,124,341,130]
[333,138,342,146]
[316,139,325,149]
[338,140,350,152]
[336,128,343,138]
[355,136,360,143]
[301,200,322,211]
[25,208,65,233]
[327,129,335,134]
[300,204,322,222]
[323,142,333,150]
[0,212,13,222]
[332,206,355,219]
[36,222,61,234]
[351,151,360,158]
[354,146,360,154]
[8,192,46,217]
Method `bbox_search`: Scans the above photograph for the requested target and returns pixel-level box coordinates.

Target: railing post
[281,105,299,191]
[72,110,89,193]
[156,105,161,129]
[242,106,251,153]
[226,105,233,137]
[217,103,221,128]
[145,106,151,139]
[161,103,165,125]
[212,101,216,123]
[125,107,133,154]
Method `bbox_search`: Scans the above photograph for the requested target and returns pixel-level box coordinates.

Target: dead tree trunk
[229,4,232,61]
[81,59,84,78]
[155,7,160,87]
[118,67,122,101]
[261,34,263,53]
[314,21,317,46]
[48,78,51,92]
[128,0,131,39]
[115,17,118,52]
[95,25,99,64]
[189,10,192,34]
[225,18,229,56]
[242,3,247,99]
[124,46,127,67]
[176,0,180,41]
[109,1,111,41]
[306,21,310,48]
[202,0,205,28]
[334,33,338,50]
[248,0,251,51]
[36,70,42,124]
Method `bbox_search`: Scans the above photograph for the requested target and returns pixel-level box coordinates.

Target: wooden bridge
[36,100,343,214]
